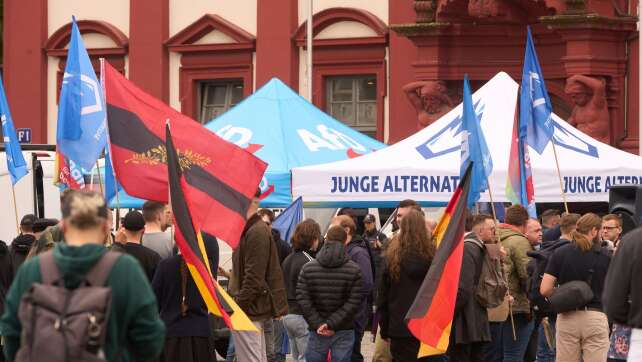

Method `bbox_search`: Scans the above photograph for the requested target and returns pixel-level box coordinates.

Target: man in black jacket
[449,214,493,361]
[297,225,363,362]
[604,226,642,359]
[9,214,37,271]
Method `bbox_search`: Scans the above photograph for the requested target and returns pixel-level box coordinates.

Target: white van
[0,145,60,243]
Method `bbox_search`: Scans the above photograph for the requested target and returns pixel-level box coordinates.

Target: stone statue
[403,80,454,130]
[565,74,610,144]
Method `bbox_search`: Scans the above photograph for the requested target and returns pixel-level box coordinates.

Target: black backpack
[526,239,571,316]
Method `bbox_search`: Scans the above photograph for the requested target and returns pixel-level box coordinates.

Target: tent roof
[204,77,386,174]
[292,72,642,205]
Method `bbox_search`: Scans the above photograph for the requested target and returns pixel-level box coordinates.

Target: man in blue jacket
[331,215,374,362]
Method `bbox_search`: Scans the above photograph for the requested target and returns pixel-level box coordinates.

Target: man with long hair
[540,213,611,362]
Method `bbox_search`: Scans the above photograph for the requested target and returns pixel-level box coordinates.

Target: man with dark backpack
[526,213,579,362]
[448,214,504,361]
[0,191,166,362]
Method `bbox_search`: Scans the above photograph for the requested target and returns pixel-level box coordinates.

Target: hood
[52,243,108,288]
[11,234,36,254]
[315,241,350,268]
[401,254,431,280]
[347,235,367,250]
[498,225,523,241]
[527,238,571,260]
[0,240,8,255]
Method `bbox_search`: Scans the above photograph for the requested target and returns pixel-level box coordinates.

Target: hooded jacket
[346,235,374,331]
[296,241,363,331]
[10,234,36,271]
[0,243,166,361]
[378,254,431,339]
[498,224,533,314]
[231,214,288,321]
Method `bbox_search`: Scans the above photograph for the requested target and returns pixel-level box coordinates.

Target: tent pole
[550,142,569,213]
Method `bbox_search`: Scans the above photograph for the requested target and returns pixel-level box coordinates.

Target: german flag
[104,62,266,248]
[166,123,257,332]
[405,165,472,357]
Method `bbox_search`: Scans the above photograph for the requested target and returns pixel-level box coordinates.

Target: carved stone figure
[565,74,610,144]
[403,81,454,130]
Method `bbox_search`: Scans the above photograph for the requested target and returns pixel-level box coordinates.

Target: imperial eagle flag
[405,165,471,357]
[104,62,267,247]
[166,124,257,331]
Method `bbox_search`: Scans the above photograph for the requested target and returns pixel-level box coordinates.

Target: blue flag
[460,75,493,207]
[272,197,303,244]
[520,26,554,155]
[56,16,107,170]
[104,146,119,203]
[0,74,28,185]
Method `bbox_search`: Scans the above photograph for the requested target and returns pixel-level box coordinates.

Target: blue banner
[0,73,28,185]
[57,16,108,170]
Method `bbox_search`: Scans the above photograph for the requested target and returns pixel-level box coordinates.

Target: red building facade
[3,0,639,154]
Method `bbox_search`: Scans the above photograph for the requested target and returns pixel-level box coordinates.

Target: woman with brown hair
[281,219,322,361]
[540,213,612,362]
[377,209,445,361]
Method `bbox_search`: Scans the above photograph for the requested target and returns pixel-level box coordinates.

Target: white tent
[292,72,642,206]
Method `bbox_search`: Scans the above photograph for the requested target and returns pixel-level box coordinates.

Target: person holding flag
[403,75,492,360]
[55,16,107,190]
[506,26,556,218]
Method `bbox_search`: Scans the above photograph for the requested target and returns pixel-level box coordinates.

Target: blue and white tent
[205,78,386,207]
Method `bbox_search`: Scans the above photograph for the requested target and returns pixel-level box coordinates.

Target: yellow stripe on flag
[185,263,258,332]
[418,321,452,357]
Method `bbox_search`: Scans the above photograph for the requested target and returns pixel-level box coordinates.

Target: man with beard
[331,215,373,362]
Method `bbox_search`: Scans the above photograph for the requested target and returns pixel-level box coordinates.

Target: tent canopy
[205,77,386,207]
[292,72,642,207]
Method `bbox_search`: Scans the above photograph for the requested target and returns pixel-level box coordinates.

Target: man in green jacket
[0,191,165,362]
[497,205,535,362]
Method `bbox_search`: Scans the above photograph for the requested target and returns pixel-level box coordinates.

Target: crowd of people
[0,189,641,362]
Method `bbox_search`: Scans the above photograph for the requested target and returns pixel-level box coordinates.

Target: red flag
[104,62,266,248]
[405,166,472,357]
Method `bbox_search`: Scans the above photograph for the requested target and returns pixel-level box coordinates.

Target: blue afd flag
[57,17,107,170]
[272,197,303,244]
[520,27,554,155]
[0,74,28,185]
[460,75,492,207]
[104,146,118,202]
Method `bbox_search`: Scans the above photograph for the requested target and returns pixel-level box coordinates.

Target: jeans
[273,319,287,362]
[536,318,555,362]
[283,314,309,362]
[501,313,535,362]
[263,319,276,362]
[226,335,235,362]
[483,322,504,362]
[305,330,355,362]
[352,329,364,362]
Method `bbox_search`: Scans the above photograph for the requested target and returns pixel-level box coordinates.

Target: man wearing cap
[9,214,37,271]
[119,210,162,282]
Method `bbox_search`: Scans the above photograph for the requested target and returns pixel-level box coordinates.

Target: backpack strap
[84,251,122,287]
[39,250,63,285]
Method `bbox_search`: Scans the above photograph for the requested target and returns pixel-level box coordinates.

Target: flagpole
[95,160,104,195]
[486,177,517,341]
[11,185,20,234]
[550,142,569,214]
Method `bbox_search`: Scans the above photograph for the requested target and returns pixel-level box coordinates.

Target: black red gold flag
[405,165,472,357]
[166,123,257,332]
[103,62,266,248]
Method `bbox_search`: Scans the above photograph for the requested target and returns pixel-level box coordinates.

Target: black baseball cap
[123,211,146,232]
[20,214,36,227]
